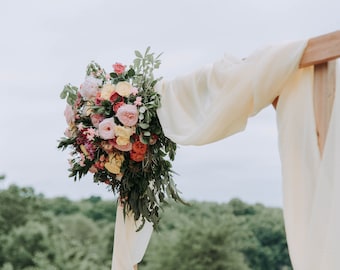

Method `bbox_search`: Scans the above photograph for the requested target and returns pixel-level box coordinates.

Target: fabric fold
[155,40,307,145]
[111,204,153,270]
[276,62,340,270]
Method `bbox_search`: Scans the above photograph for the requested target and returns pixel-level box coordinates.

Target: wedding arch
[115,30,340,270]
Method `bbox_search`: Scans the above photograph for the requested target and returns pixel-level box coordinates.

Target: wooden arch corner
[274,30,340,156]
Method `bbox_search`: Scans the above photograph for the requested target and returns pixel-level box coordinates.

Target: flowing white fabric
[277,63,340,270]
[111,203,153,270]
[156,40,340,269]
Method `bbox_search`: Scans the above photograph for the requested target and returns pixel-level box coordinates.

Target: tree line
[0,183,292,270]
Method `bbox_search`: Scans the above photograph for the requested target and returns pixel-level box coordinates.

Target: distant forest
[0,182,292,270]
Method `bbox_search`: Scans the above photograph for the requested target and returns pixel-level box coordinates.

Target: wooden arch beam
[299,30,340,68]
[273,30,340,156]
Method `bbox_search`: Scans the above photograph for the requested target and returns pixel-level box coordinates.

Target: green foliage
[0,184,292,270]
[60,84,78,106]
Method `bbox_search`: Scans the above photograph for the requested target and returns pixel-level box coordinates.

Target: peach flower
[114,125,133,146]
[91,114,104,128]
[104,152,124,174]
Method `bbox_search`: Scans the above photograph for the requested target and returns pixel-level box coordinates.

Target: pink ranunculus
[98,117,116,140]
[64,104,75,125]
[131,87,138,96]
[113,62,126,75]
[134,96,142,106]
[116,104,139,127]
[79,76,101,100]
[91,114,104,128]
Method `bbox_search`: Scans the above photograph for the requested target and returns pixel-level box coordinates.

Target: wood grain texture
[300,30,340,68]
[313,61,336,156]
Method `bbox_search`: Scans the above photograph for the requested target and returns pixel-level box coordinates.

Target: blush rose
[116,104,139,126]
[98,117,116,140]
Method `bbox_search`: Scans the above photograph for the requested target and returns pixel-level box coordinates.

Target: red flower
[110,92,121,103]
[130,141,148,162]
[130,152,145,162]
[113,101,125,113]
[113,62,126,75]
[132,141,147,154]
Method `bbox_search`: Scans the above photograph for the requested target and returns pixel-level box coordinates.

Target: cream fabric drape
[155,41,340,269]
[111,204,153,270]
[155,40,307,146]
[277,63,340,270]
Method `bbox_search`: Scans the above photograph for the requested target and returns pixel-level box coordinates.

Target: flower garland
[58,48,183,229]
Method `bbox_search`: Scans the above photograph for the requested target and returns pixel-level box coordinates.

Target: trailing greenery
[0,184,292,270]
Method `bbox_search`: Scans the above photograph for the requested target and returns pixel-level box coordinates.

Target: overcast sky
[1,0,339,206]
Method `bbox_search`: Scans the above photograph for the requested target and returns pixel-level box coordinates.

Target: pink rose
[79,76,101,100]
[113,62,126,75]
[64,104,75,125]
[91,114,104,128]
[98,117,116,140]
[116,104,139,126]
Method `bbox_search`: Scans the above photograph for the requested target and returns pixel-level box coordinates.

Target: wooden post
[313,61,336,155]
[299,30,340,156]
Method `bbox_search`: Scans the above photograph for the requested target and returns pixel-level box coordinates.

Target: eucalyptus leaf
[139,106,147,113]
[135,50,143,58]
[139,123,150,129]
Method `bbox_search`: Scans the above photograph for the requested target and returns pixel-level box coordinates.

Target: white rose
[101,84,116,100]
[116,81,132,97]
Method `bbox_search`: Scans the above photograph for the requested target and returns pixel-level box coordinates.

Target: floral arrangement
[58,48,182,229]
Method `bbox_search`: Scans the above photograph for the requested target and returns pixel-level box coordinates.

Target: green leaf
[127,68,135,77]
[60,91,67,99]
[110,72,118,78]
[135,50,143,58]
[145,46,151,56]
[139,106,147,113]
[134,58,141,67]
[138,123,149,129]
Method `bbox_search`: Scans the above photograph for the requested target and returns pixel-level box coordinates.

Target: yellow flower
[101,84,116,100]
[104,152,124,174]
[116,81,132,97]
[80,145,89,157]
[114,126,133,146]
